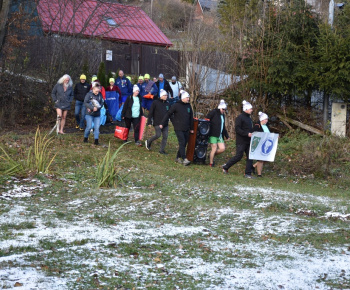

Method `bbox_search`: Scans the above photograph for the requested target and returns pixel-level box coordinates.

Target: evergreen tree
[82,61,90,83]
[107,71,114,84]
[97,62,107,88]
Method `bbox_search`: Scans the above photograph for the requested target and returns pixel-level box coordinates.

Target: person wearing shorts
[206,100,229,167]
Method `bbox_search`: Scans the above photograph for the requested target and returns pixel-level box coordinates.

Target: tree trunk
[277,114,324,135]
[323,93,329,130]
[0,0,12,56]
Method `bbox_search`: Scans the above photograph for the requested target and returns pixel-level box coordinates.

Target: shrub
[96,142,131,188]
[274,130,350,182]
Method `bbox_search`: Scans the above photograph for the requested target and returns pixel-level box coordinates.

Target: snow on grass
[1,185,349,289]
[0,267,67,290]
[323,212,350,221]
[0,178,48,199]
[234,185,345,211]
[0,204,206,250]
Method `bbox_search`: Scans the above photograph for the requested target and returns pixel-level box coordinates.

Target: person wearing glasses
[206,100,229,167]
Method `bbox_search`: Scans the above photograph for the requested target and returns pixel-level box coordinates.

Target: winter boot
[94,139,99,145]
[83,137,88,143]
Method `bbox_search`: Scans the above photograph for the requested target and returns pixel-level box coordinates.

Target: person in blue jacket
[115,70,132,106]
[137,76,145,96]
[141,73,158,112]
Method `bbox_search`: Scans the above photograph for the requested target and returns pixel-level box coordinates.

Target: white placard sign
[106,50,112,61]
[249,132,279,162]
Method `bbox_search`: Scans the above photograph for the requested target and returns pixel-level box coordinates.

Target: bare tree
[0,0,12,56]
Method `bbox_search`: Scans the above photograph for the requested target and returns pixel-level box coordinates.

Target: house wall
[102,41,181,79]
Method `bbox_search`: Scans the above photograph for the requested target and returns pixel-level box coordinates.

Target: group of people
[51,72,270,176]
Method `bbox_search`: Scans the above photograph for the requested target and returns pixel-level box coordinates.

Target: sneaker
[183,158,191,166]
[209,161,215,167]
[79,127,84,131]
[159,150,168,155]
[76,125,79,129]
[244,174,256,179]
[221,165,228,174]
[257,175,263,178]
[145,140,150,150]
[135,141,142,147]
[175,158,182,164]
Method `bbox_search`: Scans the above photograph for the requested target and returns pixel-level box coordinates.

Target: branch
[277,114,324,135]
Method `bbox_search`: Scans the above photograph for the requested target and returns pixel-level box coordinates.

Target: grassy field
[0,125,349,289]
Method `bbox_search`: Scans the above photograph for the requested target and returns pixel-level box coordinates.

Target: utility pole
[151,0,153,20]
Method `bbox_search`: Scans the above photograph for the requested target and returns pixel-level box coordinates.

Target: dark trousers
[175,130,189,159]
[223,143,253,175]
[148,125,168,152]
[125,117,141,142]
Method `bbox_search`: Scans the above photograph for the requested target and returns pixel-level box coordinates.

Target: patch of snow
[0,267,67,289]
[323,212,350,221]
[1,179,48,199]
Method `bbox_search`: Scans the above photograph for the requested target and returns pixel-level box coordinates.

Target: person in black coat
[74,74,90,130]
[206,100,229,167]
[252,111,270,177]
[145,89,170,154]
[160,90,194,166]
[121,85,143,146]
[222,100,254,178]
[155,74,173,101]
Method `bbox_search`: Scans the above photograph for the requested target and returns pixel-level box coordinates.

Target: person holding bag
[83,82,104,145]
[121,85,143,146]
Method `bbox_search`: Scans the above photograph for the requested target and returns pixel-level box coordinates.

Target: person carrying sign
[252,111,270,177]
[222,100,254,178]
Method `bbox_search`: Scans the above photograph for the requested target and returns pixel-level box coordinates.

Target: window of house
[106,18,118,27]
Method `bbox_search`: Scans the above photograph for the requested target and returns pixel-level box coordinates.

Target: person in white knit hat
[222,100,254,178]
[160,89,194,166]
[206,100,230,167]
[252,111,270,177]
[121,85,143,146]
[145,89,170,154]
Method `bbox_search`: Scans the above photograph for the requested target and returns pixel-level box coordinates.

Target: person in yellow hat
[105,77,122,120]
[74,74,90,130]
[141,73,158,112]
[106,77,121,95]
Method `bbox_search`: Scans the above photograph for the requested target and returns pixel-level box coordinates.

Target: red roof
[37,0,172,47]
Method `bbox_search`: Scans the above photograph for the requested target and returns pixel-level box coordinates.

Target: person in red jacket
[105,77,122,94]
[90,76,106,100]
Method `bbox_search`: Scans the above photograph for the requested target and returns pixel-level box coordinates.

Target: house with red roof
[37,0,172,48]
[26,0,178,78]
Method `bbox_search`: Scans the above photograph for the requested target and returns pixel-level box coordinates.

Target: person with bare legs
[51,74,74,134]
[206,100,229,167]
